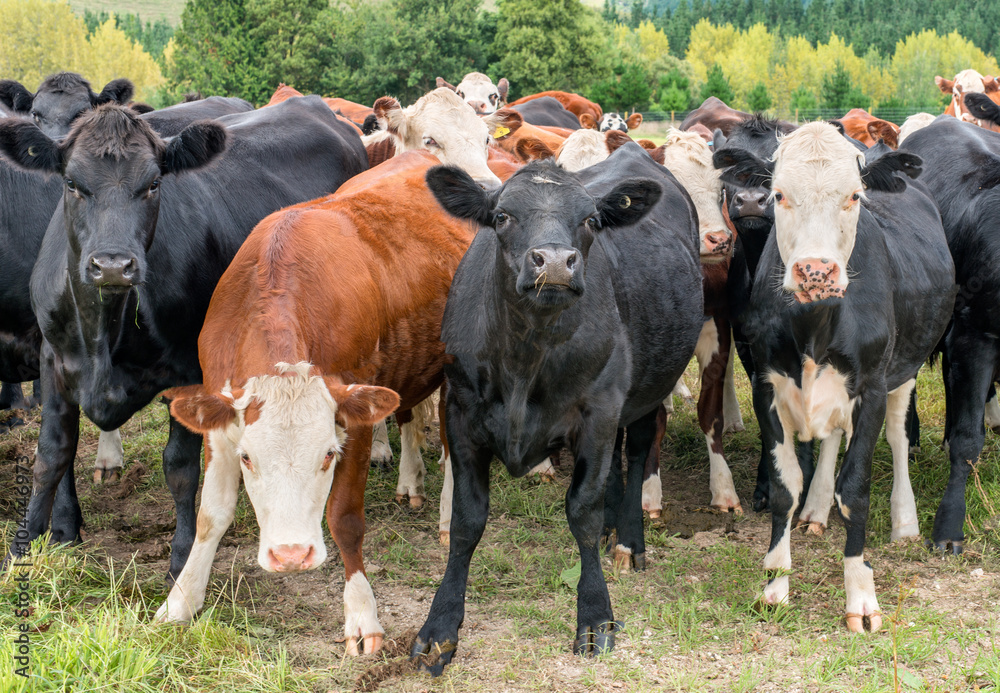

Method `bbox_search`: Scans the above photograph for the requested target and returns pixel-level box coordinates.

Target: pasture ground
[0,359,998,692]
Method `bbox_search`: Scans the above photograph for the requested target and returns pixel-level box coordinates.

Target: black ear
[129,102,155,115]
[964,92,1000,126]
[91,78,134,106]
[712,129,726,150]
[713,148,773,188]
[361,113,380,135]
[0,120,62,172]
[861,151,922,192]
[0,80,35,113]
[827,119,846,135]
[426,165,495,227]
[161,121,227,174]
[596,178,662,228]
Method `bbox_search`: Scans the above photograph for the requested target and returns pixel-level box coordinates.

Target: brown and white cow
[436,72,510,115]
[579,112,643,133]
[156,151,475,655]
[936,69,1000,129]
[837,108,900,148]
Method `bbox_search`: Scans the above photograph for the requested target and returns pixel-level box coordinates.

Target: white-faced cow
[411,142,703,673]
[0,97,368,580]
[436,72,510,115]
[717,122,955,631]
[935,69,1000,128]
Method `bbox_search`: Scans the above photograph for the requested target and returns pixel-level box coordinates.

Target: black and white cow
[511,96,581,130]
[0,72,134,139]
[899,112,1000,553]
[410,142,703,672]
[598,112,643,133]
[0,96,369,581]
[718,122,955,631]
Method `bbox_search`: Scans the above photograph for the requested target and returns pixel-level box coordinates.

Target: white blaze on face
[897,112,936,144]
[223,363,347,573]
[555,129,608,171]
[599,113,627,132]
[660,128,730,261]
[951,69,988,121]
[454,72,504,115]
[771,122,865,299]
[374,88,501,188]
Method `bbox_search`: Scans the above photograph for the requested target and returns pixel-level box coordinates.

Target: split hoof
[796,520,825,536]
[845,611,882,633]
[926,538,963,555]
[573,621,620,657]
[346,632,384,656]
[409,495,424,510]
[438,531,450,546]
[613,546,645,572]
[646,509,661,520]
[93,468,120,484]
[712,502,743,516]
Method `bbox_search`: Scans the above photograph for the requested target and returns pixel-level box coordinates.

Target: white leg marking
[438,449,453,545]
[672,377,693,402]
[370,419,393,466]
[156,430,241,623]
[344,571,384,653]
[722,345,745,433]
[694,319,719,375]
[525,458,555,479]
[761,436,802,606]
[985,393,1000,432]
[396,420,427,508]
[887,380,920,541]
[95,429,124,471]
[798,430,842,532]
[707,432,741,512]
[844,555,882,632]
[641,468,662,517]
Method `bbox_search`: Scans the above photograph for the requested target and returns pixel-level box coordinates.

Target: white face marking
[660,128,730,260]
[599,113,628,132]
[224,362,347,573]
[771,122,865,299]
[897,113,936,144]
[556,129,608,171]
[767,357,856,442]
[951,69,988,121]
[454,72,503,115]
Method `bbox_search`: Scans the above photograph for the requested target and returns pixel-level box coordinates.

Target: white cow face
[437,72,509,115]
[771,122,865,302]
[659,128,731,261]
[373,88,522,189]
[168,362,398,574]
[936,69,1000,127]
[555,129,608,171]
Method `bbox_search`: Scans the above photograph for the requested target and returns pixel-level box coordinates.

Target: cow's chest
[766,357,857,442]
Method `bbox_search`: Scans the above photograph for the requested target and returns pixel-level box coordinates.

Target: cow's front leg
[797,431,842,535]
[327,433,382,656]
[412,404,492,676]
[156,431,241,622]
[569,417,619,656]
[163,411,202,584]
[835,388,886,633]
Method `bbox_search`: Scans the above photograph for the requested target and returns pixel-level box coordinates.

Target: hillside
[68,0,185,24]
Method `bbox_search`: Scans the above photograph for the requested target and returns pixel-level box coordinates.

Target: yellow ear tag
[493,126,510,139]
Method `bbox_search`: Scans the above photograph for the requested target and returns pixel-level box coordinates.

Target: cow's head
[936,69,1000,126]
[166,363,399,573]
[0,105,225,292]
[595,112,643,133]
[660,128,731,262]
[373,89,522,189]
[427,161,661,312]
[436,72,509,115]
[0,72,134,139]
[898,113,937,145]
[720,122,921,303]
[555,129,609,171]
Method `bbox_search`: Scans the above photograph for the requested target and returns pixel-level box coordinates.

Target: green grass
[0,359,998,691]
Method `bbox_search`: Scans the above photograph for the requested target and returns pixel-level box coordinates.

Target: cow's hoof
[438,531,449,546]
[845,611,882,633]
[573,620,620,657]
[646,509,661,520]
[926,538,963,555]
[411,632,458,677]
[890,525,921,543]
[723,422,745,434]
[395,493,425,509]
[713,502,743,516]
[613,546,646,572]
[752,493,769,514]
[346,632,383,656]
[93,468,120,484]
[796,520,825,536]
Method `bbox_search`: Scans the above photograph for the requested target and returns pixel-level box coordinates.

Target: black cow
[141,96,253,137]
[0,72,134,139]
[0,96,369,581]
[511,96,581,130]
[717,122,955,631]
[411,143,703,673]
[899,113,1000,553]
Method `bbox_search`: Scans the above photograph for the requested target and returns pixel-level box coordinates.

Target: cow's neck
[737,222,771,280]
[66,256,138,363]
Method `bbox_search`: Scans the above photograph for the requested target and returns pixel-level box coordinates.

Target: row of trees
[3,0,999,117]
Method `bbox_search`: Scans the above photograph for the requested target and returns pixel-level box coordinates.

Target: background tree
[746,82,772,111]
[700,63,735,103]
[588,61,652,112]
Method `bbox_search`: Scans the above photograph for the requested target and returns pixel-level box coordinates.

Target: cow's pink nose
[702,230,733,256]
[468,100,488,114]
[791,258,843,302]
[267,544,316,572]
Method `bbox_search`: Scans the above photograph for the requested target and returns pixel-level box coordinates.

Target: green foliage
[656,67,693,111]
[746,81,771,111]
[700,63,734,103]
[589,61,652,112]
[82,10,173,59]
[789,86,818,111]
[821,61,869,110]
[491,0,615,99]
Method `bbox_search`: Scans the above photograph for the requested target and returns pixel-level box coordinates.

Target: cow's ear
[484,108,522,138]
[91,78,134,106]
[626,113,643,130]
[426,165,495,227]
[604,129,632,154]
[325,381,399,429]
[515,136,553,162]
[867,120,899,149]
[964,92,1000,126]
[861,151,922,192]
[712,129,726,149]
[497,78,509,103]
[985,76,1000,94]
[361,113,380,135]
[713,148,773,188]
[827,119,846,135]
[935,75,954,94]
[0,80,34,113]
[130,102,155,115]
[165,385,237,433]
[373,96,406,138]
[435,77,457,92]
[0,120,62,173]
[579,113,597,129]
[161,121,227,174]
[596,178,662,228]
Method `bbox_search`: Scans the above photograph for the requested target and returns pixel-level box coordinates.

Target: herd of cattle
[1,65,1000,673]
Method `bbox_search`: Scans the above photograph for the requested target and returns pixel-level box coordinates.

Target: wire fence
[639,107,939,128]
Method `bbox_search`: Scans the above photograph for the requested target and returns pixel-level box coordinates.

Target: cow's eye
[490,93,498,104]
[457,91,464,99]
[240,452,254,472]
[423,137,439,148]
[148,179,160,194]
[494,212,509,228]
[850,192,860,202]
[585,216,599,231]
[31,112,41,123]
[66,179,76,193]
[774,192,784,203]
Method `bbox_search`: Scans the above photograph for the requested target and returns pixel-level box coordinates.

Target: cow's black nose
[733,190,769,216]
[528,247,580,287]
[87,254,139,287]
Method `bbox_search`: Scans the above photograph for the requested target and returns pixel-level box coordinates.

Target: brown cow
[837,108,900,148]
[265,83,370,134]
[680,97,751,138]
[493,119,564,162]
[509,90,603,124]
[156,151,475,656]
